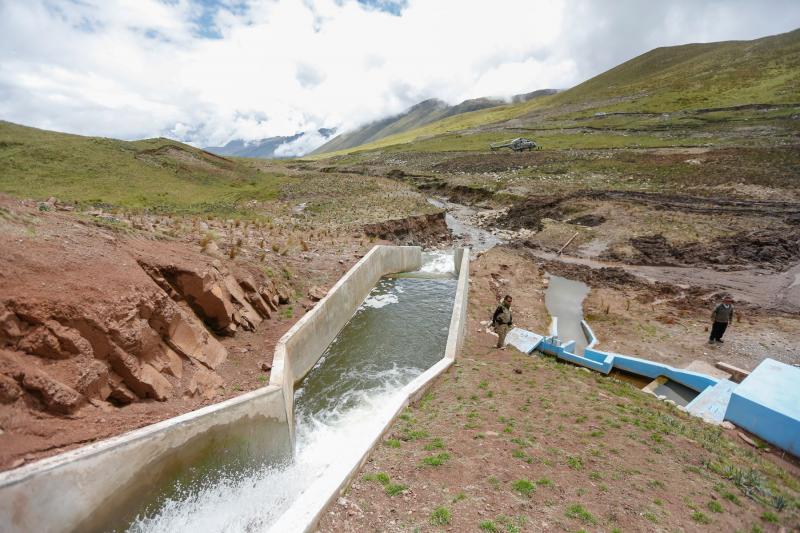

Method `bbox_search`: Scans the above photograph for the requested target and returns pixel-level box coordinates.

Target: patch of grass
[536,478,553,487]
[567,456,583,470]
[430,506,451,526]
[384,483,407,496]
[691,510,711,524]
[707,500,723,513]
[479,521,498,532]
[643,511,659,523]
[424,438,445,451]
[760,511,778,523]
[421,452,451,467]
[451,492,466,503]
[565,504,597,525]
[384,438,401,448]
[512,479,535,497]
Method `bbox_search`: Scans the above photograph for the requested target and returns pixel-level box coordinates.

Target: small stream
[127,252,457,532]
[428,197,502,252]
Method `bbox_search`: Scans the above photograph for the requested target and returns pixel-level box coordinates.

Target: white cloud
[1,0,798,152]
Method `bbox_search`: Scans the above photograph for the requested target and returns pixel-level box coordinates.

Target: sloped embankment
[0,198,293,468]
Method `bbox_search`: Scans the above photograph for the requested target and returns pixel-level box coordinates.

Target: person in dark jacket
[492,295,513,349]
[709,295,735,344]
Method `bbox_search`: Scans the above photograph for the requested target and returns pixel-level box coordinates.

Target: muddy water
[428,197,502,252]
[545,275,590,355]
[127,254,456,532]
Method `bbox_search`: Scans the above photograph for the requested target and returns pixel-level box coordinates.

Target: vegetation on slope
[309,28,800,158]
[0,121,287,217]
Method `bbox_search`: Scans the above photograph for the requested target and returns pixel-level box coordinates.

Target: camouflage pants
[495,324,509,348]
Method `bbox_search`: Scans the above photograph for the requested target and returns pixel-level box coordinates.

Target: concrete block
[725,358,800,456]
[504,328,543,354]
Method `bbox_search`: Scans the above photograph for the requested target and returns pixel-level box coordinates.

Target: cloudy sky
[1,0,799,151]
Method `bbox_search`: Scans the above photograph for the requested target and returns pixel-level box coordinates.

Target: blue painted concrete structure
[686,380,738,423]
[725,359,800,456]
[508,314,800,456]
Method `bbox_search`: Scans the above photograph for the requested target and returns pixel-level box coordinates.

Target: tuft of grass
[429,506,451,526]
[565,504,597,525]
[512,479,535,497]
[707,500,723,513]
[479,520,498,532]
[760,511,778,523]
[421,452,451,467]
[691,511,711,524]
[384,483,407,496]
[567,456,583,470]
[536,478,553,487]
[384,438,401,448]
[423,438,445,451]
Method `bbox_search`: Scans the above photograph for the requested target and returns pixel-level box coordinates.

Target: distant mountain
[204,128,336,159]
[311,91,556,155]
[510,89,559,103]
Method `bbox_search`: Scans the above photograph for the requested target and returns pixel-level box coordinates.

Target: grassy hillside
[310,28,800,158]
[0,121,287,217]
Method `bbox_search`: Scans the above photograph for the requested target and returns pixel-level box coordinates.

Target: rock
[277,285,292,305]
[108,345,173,401]
[186,366,223,400]
[21,370,84,414]
[108,375,137,405]
[166,316,226,369]
[737,431,759,448]
[721,421,735,430]
[223,275,262,330]
[308,286,327,301]
[76,360,112,400]
[260,361,272,372]
[0,373,22,403]
[17,326,63,359]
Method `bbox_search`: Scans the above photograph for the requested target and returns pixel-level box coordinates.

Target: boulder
[308,286,326,301]
[76,360,112,400]
[108,375,137,405]
[223,275,262,330]
[21,371,84,414]
[0,373,21,403]
[164,315,227,370]
[186,366,224,400]
[17,326,63,359]
[108,345,173,401]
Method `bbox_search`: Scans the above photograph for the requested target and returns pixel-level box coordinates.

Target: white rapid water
[128,275,455,533]
[129,375,414,533]
[418,250,455,275]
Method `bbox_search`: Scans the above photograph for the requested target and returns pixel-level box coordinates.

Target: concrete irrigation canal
[0,246,470,533]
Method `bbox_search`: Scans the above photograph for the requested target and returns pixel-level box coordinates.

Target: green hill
[310,28,800,158]
[0,121,286,216]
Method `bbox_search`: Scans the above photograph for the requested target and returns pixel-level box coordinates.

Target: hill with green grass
[309,28,800,158]
[0,121,286,217]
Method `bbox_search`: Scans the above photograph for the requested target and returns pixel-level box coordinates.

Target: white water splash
[128,368,417,533]
[360,293,399,309]
[419,251,454,274]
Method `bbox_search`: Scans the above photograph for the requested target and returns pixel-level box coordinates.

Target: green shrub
[430,506,451,526]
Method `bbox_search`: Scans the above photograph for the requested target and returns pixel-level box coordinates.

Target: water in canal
[128,253,456,532]
[544,275,590,355]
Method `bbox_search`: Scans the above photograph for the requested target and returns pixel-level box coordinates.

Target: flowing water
[544,275,590,355]
[127,253,456,533]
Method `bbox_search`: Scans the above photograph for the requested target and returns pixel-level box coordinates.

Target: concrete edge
[580,319,598,350]
[270,248,470,533]
[269,245,422,442]
[0,384,284,486]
